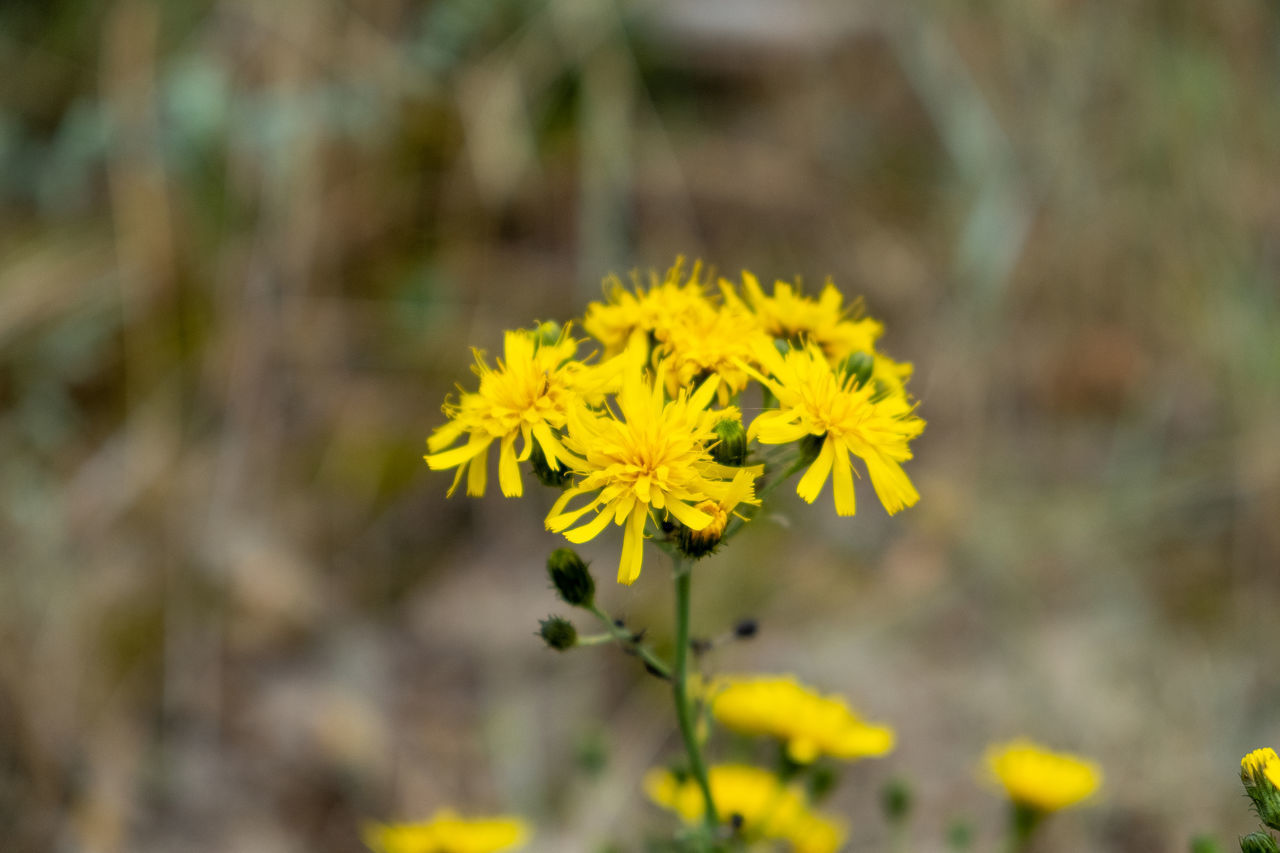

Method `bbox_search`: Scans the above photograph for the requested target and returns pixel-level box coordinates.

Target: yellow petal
[831,441,856,516]
[564,504,615,544]
[617,506,648,585]
[466,446,489,496]
[498,434,523,498]
[795,438,834,504]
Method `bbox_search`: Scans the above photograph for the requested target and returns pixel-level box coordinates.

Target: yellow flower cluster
[425,258,925,584]
[363,810,528,853]
[645,764,846,853]
[983,739,1102,813]
[707,675,895,764]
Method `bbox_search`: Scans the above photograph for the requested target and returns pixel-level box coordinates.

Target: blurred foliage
[1,1,1278,852]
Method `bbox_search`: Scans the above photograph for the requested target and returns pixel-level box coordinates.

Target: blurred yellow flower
[645,764,845,853]
[546,366,758,584]
[424,328,618,498]
[983,739,1101,813]
[707,675,894,764]
[363,810,529,853]
[1243,748,1280,789]
[745,342,924,516]
[583,257,715,358]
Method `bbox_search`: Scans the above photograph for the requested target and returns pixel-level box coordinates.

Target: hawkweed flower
[707,675,894,764]
[583,257,715,359]
[363,810,529,853]
[545,367,759,584]
[653,301,771,405]
[424,327,619,498]
[745,341,924,516]
[645,763,845,853]
[983,739,1101,814]
[726,271,914,396]
[1242,748,1280,830]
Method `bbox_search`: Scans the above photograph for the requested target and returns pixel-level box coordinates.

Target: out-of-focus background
[2,1,1278,851]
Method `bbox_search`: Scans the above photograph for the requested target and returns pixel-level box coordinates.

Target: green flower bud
[838,351,875,388]
[530,441,573,488]
[711,418,748,467]
[881,778,913,824]
[945,819,974,851]
[1241,832,1280,853]
[532,321,562,348]
[547,548,595,607]
[797,432,826,466]
[538,616,577,651]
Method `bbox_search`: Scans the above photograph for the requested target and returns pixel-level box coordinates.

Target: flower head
[654,301,771,405]
[707,675,894,764]
[983,739,1101,813]
[363,810,529,853]
[583,257,716,359]
[1242,748,1280,830]
[725,272,879,359]
[645,764,845,853]
[425,327,618,498]
[546,366,759,584]
[746,342,924,516]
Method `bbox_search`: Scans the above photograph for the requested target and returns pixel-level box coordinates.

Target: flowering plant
[395,259,1102,852]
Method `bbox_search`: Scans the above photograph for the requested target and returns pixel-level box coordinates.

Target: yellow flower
[645,764,845,853]
[726,272,915,396]
[745,342,924,516]
[424,327,618,498]
[983,739,1101,813]
[655,300,772,406]
[707,675,894,764]
[582,257,716,358]
[363,810,529,853]
[1243,748,1280,790]
[545,367,759,584]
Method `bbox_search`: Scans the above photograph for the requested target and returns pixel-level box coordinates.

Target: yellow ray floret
[983,739,1102,813]
[707,675,894,764]
[583,257,716,359]
[363,810,529,853]
[545,367,759,585]
[424,327,620,498]
[646,764,845,853]
[744,342,924,517]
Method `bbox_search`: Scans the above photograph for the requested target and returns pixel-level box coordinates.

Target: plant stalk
[672,558,719,838]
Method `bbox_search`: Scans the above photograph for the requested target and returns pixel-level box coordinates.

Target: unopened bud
[711,418,748,467]
[838,351,875,388]
[882,778,913,824]
[531,442,573,488]
[797,432,826,466]
[1240,832,1280,853]
[532,321,562,348]
[807,764,839,803]
[538,616,577,651]
[547,548,594,607]
[675,501,729,559]
[1242,749,1280,831]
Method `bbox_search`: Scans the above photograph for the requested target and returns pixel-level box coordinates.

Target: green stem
[587,605,672,679]
[672,558,719,838]
[1005,804,1042,853]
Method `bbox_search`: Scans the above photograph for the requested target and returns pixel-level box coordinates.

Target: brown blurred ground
[1,1,1278,851]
